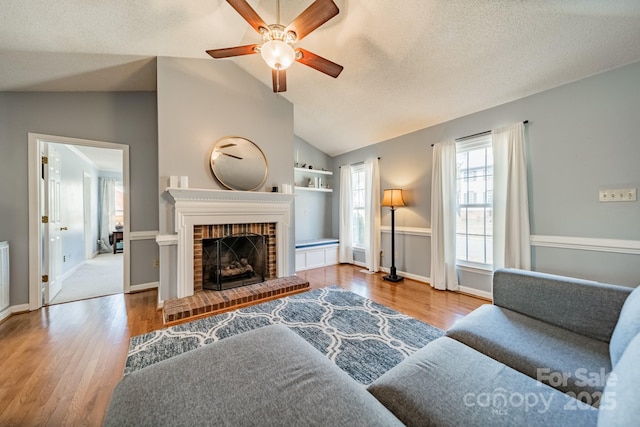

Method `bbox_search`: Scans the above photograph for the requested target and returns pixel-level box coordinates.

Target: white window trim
[456,134,493,268]
[351,163,366,249]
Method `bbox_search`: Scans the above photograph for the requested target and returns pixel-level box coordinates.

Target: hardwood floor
[0,264,485,426]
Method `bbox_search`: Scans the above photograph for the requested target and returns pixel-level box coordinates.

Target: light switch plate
[599,188,637,202]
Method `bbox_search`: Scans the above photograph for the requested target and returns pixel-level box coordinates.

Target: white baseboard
[59,261,85,282]
[129,282,158,292]
[458,286,493,300]
[0,303,30,323]
[353,262,431,284]
[0,306,10,322]
[379,267,430,284]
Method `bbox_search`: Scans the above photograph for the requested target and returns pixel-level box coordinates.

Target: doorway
[28,133,130,310]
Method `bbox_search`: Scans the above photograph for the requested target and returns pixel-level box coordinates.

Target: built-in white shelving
[294,167,333,193]
[294,167,333,175]
[295,186,332,193]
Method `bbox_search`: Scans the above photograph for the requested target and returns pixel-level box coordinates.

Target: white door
[43,144,63,303]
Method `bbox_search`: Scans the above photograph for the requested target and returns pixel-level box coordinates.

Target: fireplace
[163,188,294,299]
[202,234,266,291]
[193,223,276,292]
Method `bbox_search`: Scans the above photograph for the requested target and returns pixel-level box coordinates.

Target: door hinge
[42,275,49,283]
[42,215,49,223]
[42,156,48,164]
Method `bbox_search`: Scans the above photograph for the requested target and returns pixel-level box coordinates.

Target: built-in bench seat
[295,238,339,271]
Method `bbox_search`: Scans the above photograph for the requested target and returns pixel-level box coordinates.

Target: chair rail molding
[129,231,158,241]
[530,235,640,255]
[380,226,431,237]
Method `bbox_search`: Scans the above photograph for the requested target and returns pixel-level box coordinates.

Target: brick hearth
[162,276,309,324]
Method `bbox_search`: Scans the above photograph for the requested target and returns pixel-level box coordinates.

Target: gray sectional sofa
[369,269,640,426]
[106,269,640,426]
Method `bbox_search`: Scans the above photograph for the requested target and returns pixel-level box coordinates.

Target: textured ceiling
[2,1,640,156]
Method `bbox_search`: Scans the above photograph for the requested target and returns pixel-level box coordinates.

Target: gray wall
[0,92,159,306]
[332,60,640,290]
[157,56,294,232]
[156,57,296,299]
[294,136,334,241]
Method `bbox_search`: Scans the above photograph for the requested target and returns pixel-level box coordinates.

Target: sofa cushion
[368,337,598,426]
[493,269,631,343]
[609,285,640,366]
[105,324,402,427]
[446,305,610,406]
[598,332,640,426]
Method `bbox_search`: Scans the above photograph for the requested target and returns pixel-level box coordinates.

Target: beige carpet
[49,253,123,305]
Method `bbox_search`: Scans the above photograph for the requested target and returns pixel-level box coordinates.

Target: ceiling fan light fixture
[260,39,295,70]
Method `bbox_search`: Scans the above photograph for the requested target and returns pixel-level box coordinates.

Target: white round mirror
[210,137,268,191]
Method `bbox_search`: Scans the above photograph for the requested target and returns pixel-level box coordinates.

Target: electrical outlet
[153,259,160,268]
[599,188,637,202]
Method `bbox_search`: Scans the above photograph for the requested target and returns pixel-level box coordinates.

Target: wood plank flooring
[0,264,486,426]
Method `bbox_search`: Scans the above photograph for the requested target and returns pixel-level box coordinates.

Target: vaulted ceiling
[2,1,640,156]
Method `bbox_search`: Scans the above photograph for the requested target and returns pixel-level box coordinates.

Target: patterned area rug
[126,286,443,384]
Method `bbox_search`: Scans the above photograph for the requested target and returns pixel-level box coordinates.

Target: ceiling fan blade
[222,152,243,160]
[226,0,268,34]
[218,143,237,149]
[272,69,287,93]
[285,0,339,41]
[296,48,343,78]
[206,44,259,58]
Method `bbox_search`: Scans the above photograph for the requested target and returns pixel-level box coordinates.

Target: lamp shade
[381,189,406,208]
[260,40,295,70]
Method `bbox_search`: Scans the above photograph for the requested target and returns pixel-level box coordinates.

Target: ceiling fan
[206,0,343,93]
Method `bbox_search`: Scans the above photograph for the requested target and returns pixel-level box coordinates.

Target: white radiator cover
[0,241,9,311]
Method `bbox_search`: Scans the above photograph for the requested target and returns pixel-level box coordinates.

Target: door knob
[60,226,68,231]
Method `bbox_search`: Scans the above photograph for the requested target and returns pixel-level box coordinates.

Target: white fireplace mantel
[165,188,295,299]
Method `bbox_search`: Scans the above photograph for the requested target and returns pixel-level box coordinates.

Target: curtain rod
[339,157,380,168]
[430,120,528,147]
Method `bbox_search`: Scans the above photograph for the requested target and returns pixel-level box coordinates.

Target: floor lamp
[381,189,405,282]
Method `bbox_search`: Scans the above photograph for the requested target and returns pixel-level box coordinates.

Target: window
[351,164,365,247]
[456,135,493,266]
[114,181,124,227]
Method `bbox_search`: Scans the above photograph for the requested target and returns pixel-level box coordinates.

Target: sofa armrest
[493,268,632,343]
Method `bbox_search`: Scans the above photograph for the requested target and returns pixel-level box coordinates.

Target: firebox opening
[202,233,266,291]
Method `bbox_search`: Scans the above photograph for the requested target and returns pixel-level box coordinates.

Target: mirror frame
[209,136,268,191]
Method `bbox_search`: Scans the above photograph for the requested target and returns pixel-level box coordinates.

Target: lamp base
[382,274,404,283]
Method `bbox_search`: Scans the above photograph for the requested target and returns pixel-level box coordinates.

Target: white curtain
[492,122,531,270]
[98,178,116,253]
[430,141,459,290]
[364,158,381,272]
[338,165,353,263]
